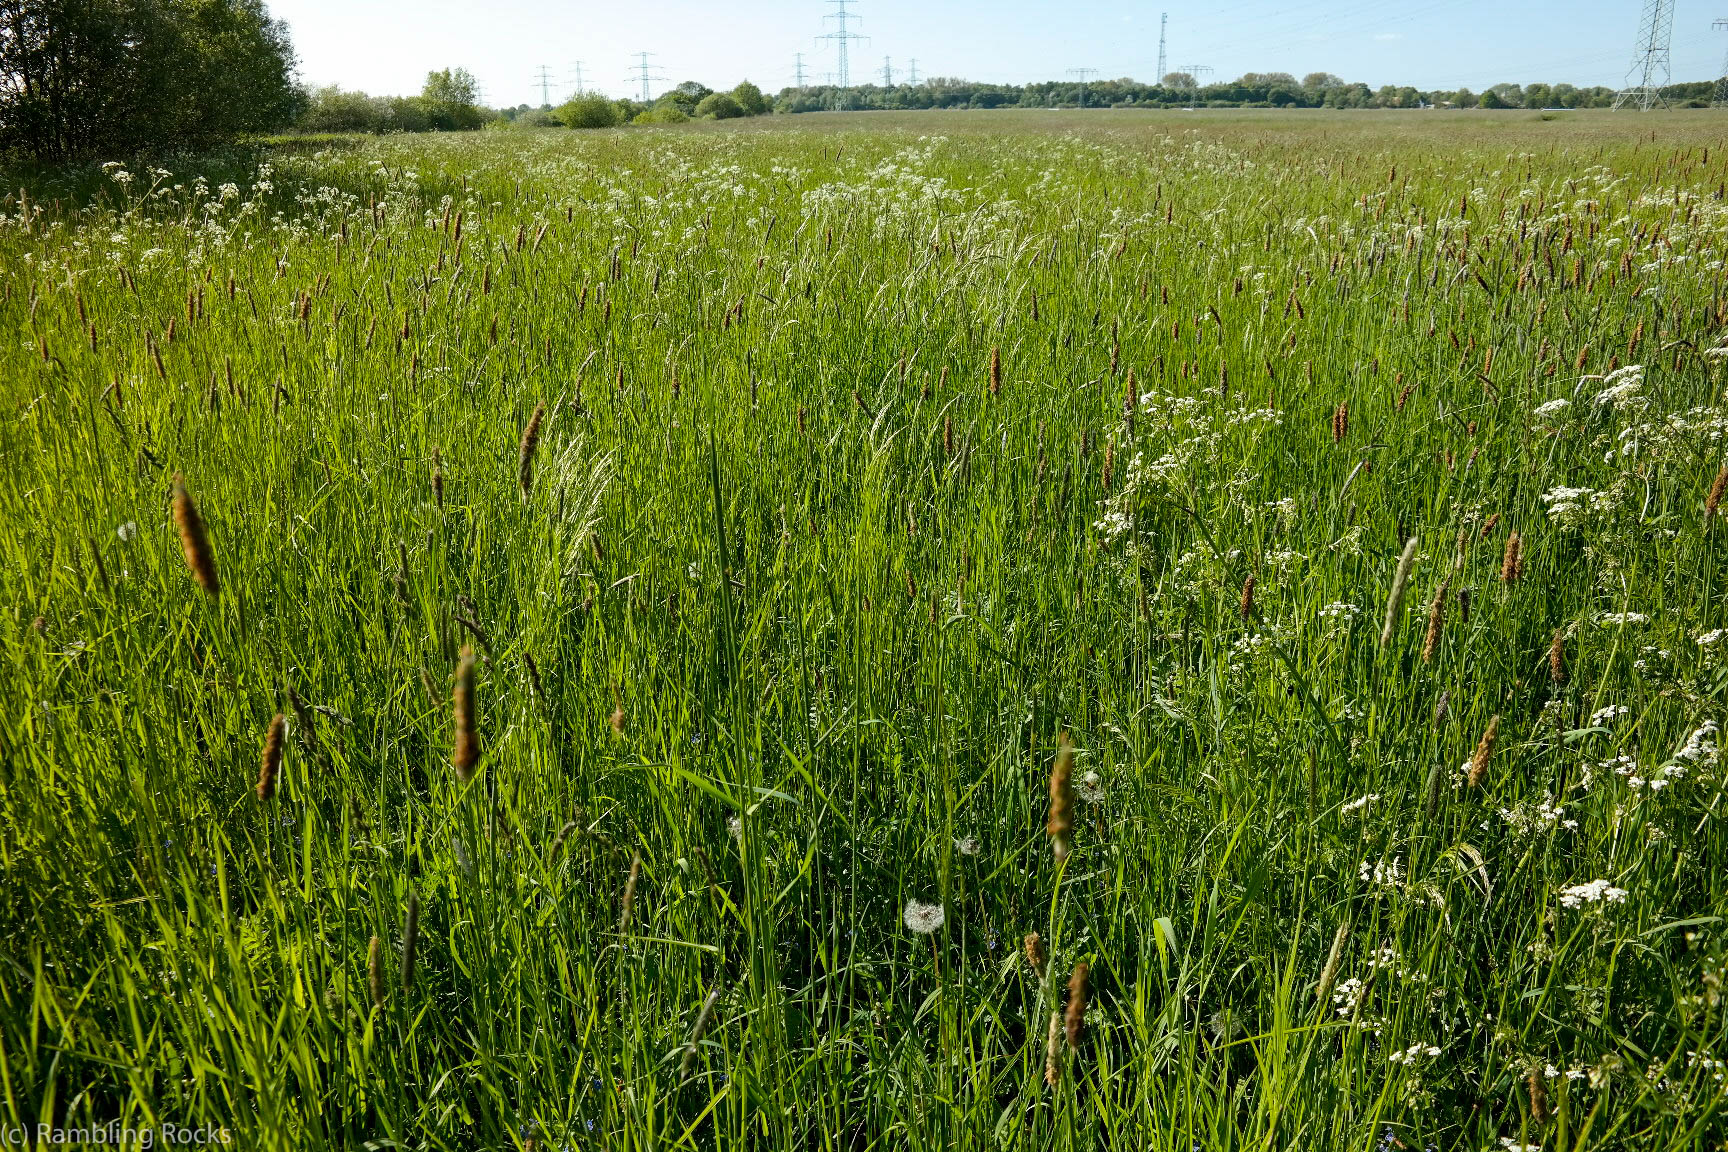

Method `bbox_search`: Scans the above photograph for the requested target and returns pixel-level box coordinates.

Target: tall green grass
[0,110,1725,1149]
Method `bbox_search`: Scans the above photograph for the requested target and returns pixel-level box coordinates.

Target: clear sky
[270,0,1728,108]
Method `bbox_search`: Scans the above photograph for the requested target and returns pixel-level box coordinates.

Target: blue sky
[271,0,1727,107]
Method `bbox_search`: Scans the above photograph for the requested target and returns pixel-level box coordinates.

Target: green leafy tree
[421,68,484,130]
[730,80,769,116]
[1478,88,1506,109]
[695,92,744,119]
[300,86,384,133]
[556,92,619,129]
[0,0,302,158]
[663,81,711,116]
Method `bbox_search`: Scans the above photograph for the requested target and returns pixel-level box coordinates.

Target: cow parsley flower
[1559,879,1627,909]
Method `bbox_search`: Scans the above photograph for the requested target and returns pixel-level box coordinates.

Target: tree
[421,68,483,130]
[664,81,711,116]
[1302,72,1344,91]
[695,91,744,119]
[0,0,302,159]
[1478,88,1506,109]
[556,91,619,129]
[730,80,769,116]
[1162,72,1196,90]
[300,85,387,133]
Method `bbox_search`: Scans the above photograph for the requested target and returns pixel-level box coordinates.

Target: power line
[880,55,894,85]
[1067,67,1098,107]
[1612,0,1675,109]
[1157,12,1168,83]
[818,0,868,88]
[629,51,668,103]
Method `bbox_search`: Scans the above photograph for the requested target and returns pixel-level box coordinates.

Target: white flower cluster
[1675,720,1719,768]
[1359,857,1403,887]
[1341,793,1380,815]
[1542,485,1615,527]
[1592,363,1645,409]
[1596,613,1648,626]
[1533,397,1572,420]
[1589,704,1629,727]
[1500,793,1577,833]
[1387,1043,1441,1065]
[1559,879,1628,909]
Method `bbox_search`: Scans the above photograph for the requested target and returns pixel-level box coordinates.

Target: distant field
[2,111,1727,1150]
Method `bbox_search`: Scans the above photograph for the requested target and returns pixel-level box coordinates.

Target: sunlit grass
[1,111,1725,1150]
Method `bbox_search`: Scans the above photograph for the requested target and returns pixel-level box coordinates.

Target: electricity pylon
[880,56,894,85]
[1067,67,1098,108]
[907,58,919,83]
[1714,19,1728,106]
[629,52,667,103]
[794,52,808,88]
[534,65,553,107]
[818,0,867,88]
[1612,0,1675,110]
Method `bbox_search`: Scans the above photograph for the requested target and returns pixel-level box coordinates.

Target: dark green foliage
[0,0,301,158]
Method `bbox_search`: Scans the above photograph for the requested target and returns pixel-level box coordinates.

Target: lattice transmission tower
[1612,0,1675,110]
[818,0,868,88]
[1068,67,1098,107]
[629,52,668,102]
[1714,19,1728,107]
[1157,12,1168,84]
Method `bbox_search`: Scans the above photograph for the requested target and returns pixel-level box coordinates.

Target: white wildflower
[1559,879,1628,909]
[1589,704,1629,727]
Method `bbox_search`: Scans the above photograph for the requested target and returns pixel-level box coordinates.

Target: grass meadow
[2,109,1728,1149]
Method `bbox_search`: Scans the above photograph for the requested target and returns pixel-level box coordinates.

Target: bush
[730,81,770,116]
[635,101,689,125]
[556,93,620,129]
[695,93,745,119]
[300,86,388,134]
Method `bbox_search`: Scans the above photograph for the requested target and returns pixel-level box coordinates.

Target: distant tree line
[299,78,772,134]
[772,73,1721,113]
